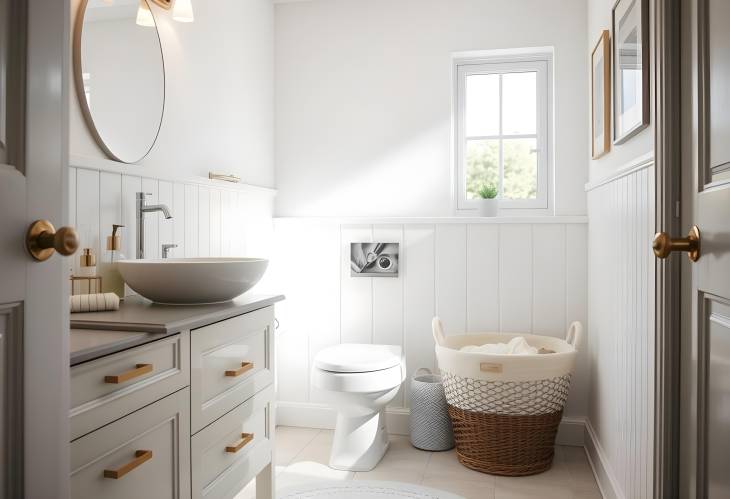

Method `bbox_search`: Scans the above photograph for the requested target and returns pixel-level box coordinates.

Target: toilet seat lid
[314,344,402,373]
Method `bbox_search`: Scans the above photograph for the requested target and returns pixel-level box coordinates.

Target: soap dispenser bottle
[100,224,126,298]
[78,248,97,276]
[72,248,99,295]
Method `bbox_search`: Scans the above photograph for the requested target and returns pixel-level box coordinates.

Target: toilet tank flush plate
[350,243,399,277]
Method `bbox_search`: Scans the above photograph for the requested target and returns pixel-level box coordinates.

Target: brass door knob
[653,225,701,262]
[25,220,79,262]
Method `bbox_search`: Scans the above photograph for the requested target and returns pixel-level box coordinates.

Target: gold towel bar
[208,172,241,183]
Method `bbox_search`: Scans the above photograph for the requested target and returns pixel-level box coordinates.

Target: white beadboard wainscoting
[270,217,589,443]
[67,163,276,278]
[585,160,655,499]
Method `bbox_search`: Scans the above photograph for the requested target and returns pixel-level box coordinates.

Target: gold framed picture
[591,30,611,159]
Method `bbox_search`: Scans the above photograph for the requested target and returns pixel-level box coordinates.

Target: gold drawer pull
[103,450,152,479]
[225,433,254,453]
[225,362,253,377]
[104,363,153,384]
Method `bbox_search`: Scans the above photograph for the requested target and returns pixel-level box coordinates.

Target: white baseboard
[276,402,411,436]
[584,419,624,499]
[556,416,586,446]
[277,401,336,430]
[276,401,585,446]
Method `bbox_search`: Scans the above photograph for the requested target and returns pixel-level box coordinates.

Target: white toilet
[312,343,406,471]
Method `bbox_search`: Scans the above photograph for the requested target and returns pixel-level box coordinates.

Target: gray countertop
[69,293,284,366]
[70,293,285,334]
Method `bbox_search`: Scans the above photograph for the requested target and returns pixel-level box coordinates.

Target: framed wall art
[612,0,650,144]
[592,30,611,158]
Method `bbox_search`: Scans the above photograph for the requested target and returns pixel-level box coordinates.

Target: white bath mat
[277,480,464,499]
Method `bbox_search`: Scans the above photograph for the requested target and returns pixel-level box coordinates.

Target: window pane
[466,139,499,199]
[503,138,537,199]
[502,72,536,135]
[466,74,499,137]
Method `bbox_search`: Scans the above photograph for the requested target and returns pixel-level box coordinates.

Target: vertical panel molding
[67,166,275,281]
[272,218,589,418]
[0,302,23,499]
[587,164,655,499]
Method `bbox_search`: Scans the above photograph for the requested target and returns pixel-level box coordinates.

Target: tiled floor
[237,426,603,499]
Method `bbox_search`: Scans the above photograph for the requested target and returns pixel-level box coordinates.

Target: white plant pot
[477,198,499,217]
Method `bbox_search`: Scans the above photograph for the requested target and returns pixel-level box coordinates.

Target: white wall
[585,2,656,498]
[67,166,276,279]
[271,0,592,437]
[69,0,276,269]
[274,0,588,217]
[586,0,654,182]
[70,0,275,187]
[585,164,655,499]
[271,218,588,424]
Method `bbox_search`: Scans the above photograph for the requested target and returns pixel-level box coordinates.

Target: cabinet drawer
[70,388,191,499]
[191,385,274,499]
[70,332,189,440]
[191,307,274,432]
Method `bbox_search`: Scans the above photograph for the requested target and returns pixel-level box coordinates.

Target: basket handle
[566,321,583,351]
[414,367,432,377]
[432,317,446,346]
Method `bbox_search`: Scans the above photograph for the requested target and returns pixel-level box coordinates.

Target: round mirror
[73,0,165,164]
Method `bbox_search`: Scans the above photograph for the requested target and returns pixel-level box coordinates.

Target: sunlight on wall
[283,123,451,217]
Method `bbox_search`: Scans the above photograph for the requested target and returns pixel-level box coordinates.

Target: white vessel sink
[118,258,268,304]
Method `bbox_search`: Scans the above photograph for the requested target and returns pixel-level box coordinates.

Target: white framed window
[454,52,552,211]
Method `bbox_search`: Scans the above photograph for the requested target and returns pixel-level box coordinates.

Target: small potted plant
[477,183,499,217]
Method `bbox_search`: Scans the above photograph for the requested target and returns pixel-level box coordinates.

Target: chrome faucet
[136,192,173,259]
[161,243,178,259]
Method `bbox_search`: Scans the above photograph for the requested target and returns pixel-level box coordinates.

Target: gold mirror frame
[151,0,172,9]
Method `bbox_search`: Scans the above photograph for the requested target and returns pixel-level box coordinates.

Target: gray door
[677,0,730,497]
[0,1,74,497]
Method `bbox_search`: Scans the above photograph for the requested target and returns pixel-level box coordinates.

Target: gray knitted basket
[409,368,455,451]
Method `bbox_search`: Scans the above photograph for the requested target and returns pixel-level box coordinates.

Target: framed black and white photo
[350,243,399,277]
[592,30,611,159]
[612,0,649,144]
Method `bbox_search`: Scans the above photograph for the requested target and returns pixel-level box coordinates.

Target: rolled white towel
[70,293,120,313]
[460,336,538,355]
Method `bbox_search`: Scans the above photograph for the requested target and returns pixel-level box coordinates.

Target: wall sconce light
[135,0,155,27]
[173,0,194,23]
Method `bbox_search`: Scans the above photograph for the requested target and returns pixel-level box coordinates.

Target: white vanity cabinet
[70,331,189,440]
[71,388,191,499]
[191,385,274,499]
[191,306,274,433]
[70,296,282,499]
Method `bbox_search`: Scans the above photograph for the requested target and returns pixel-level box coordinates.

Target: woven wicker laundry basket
[433,318,582,476]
